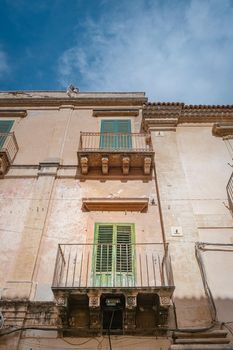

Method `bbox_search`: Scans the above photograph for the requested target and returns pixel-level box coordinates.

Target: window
[92,223,135,287]
[100,119,132,149]
[0,120,14,148]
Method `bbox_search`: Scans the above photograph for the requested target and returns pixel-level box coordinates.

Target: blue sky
[0,0,233,104]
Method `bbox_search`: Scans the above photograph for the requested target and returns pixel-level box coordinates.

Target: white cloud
[0,50,10,80]
[57,0,233,104]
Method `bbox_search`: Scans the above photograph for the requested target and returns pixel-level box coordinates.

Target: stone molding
[82,197,149,212]
[212,122,233,137]
[143,102,233,131]
[93,108,139,117]
[0,97,147,108]
[0,109,27,118]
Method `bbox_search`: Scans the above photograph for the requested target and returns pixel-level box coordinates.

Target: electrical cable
[61,337,98,346]
[221,323,233,337]
[195,243,217,322]
[0,327,61,337]
[0,322,220,338]
[108,310,115,350]
[0,312,4,329]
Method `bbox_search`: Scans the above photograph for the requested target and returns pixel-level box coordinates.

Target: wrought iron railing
[79,132,153,152]
[227,172,233,214]
[0,132,18,163]
[52,243,174,289]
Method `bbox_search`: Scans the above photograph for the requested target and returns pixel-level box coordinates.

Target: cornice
[212,122,233,137]
[0,109,27,118]
[0,97,147,108]
[93,108,139,117]
[143,102,233,130]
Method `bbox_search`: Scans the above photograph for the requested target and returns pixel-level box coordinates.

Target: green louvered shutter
[93,223,135,287]
[100,120,131,149]
[116,225,135,286]
[93,224,114,287]
[0,120,14,149]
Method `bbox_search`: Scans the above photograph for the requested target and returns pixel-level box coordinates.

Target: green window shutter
[100,120,117,133]
[0,120,14,149]
[100,120,131,133]
[93,223,135,287]
[116,225,132,272]
[115,120,131,133]
[96,225,113,273]
[0,120,14,133]
[100,120,131,149]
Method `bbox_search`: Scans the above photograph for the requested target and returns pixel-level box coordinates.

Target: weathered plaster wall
[0,178,35,296]
[1,99,233,348]
[151,130,212,327]
[152,125,233,327]
[13,107,142,165]
[176,125,233,323]
[33,178,161,301]
[17,335,170,350]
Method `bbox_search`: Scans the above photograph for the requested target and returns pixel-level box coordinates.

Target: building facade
[0,91,233,349]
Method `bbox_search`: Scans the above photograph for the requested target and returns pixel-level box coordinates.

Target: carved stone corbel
[88,293,101,331]
[0,155,9,176]
[89,295,100,308]
[122,156,130,175]
[159,295,171,309]
[80,156,89,174]
[144,156,152,175]
[124,294,137,332]
[54,293,68,327]
[158,294,171,326]
[101,157,109,174]
[126,295,137,309]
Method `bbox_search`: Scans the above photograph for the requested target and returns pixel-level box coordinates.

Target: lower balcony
[52,243,175,335]
[78,132,154,179]
[0,132,18,176]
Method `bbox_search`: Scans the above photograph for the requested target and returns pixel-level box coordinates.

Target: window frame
[100,119,132,149]
[92,222,136,287]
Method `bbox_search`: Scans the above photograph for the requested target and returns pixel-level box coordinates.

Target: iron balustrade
[79,132,153,152]
[227,172,233,215]
[0,132,19,163]
[52,243,174,289]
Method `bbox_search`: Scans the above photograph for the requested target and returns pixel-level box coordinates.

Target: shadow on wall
[173,296,233,332]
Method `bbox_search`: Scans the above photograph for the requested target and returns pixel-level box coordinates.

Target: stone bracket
[0,153,10,177]
[80,156,89,175]
[122,156,130,175]
[101,157,109,174]
[144,156,152,175]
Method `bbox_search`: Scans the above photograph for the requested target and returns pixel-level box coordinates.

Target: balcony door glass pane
[100,120,132,149]
[93,223,135,287]
[0,120,14,148]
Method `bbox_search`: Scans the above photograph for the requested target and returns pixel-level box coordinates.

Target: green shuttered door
[93,223,135,287]
[0,120,14,148]
[100,120,132,149]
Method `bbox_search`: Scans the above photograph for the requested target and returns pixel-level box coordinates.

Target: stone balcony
[0,132,18,176]
[77,132,154,179]
[52,243,175,335]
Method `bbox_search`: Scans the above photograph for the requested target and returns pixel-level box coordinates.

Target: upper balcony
[0,132,18,176]
[77,132,154,179]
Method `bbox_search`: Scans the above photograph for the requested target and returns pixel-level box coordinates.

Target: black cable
[195,243,217,322]
[0,327,60,337]
[0,321,219,338]
[108,310,115,350]
[222,323,233,337]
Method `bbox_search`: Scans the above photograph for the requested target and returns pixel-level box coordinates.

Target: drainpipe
[153,162,167,248]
